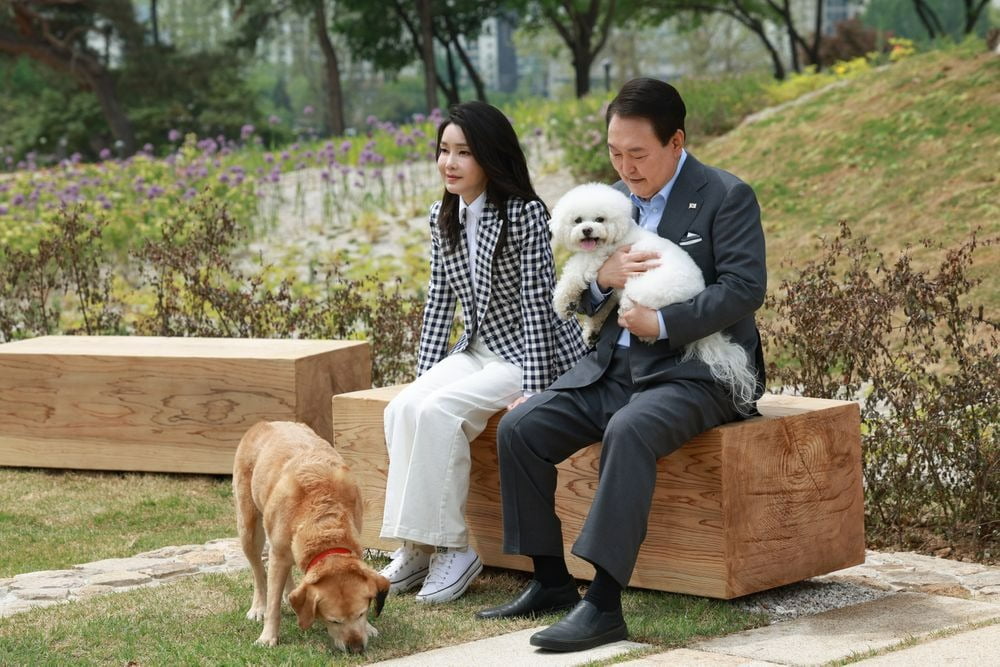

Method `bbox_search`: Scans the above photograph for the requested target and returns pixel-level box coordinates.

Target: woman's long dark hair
[435,101,545,253]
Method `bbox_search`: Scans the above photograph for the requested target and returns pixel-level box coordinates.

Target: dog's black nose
[582,226,593,237]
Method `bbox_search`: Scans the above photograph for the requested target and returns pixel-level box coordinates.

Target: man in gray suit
[476,78,767,651]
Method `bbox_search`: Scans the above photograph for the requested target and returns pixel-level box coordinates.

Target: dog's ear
[289,583,317,629]
[371,572,389,618]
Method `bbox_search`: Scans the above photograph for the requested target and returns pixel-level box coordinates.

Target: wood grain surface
[332,388,865,598]
[0,336,371,473]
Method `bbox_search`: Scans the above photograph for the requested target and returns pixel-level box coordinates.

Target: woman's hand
[507,396,530,411]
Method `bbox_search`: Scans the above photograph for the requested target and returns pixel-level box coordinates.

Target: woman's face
[437,123,488,204]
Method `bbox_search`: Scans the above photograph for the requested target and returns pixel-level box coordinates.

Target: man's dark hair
[605,78,686,145]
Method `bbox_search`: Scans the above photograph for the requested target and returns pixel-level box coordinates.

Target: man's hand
[596,246,661,290]
[618,305,660,339]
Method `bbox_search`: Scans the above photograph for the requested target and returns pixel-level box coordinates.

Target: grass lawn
[0,468,234,578]
[0,466,768,663]
[0,566,768,665]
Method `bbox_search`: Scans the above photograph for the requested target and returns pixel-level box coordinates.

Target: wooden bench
[332,385,865,599]
[0,335,370,474]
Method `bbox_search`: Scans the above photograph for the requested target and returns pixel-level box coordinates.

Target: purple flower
[183,188,197,200]
[12,193,25,206]
[269,114,280,125]
[366,115,378,126]
[99,148,112,160]
[241,124,255,140]
[413,113,426,123]
[0,204,7,215]
[143,143,154,154]
[168,129,182,142]
[264,152,274,164]
[340,140,352,153]
[303,105,315,116]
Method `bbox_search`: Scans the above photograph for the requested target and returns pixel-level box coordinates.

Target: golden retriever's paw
[366,621,379,639]
[254,633,278,647]
[246,607,265,622]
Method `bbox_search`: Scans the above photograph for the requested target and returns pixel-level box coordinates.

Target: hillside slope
[698,41,999,309]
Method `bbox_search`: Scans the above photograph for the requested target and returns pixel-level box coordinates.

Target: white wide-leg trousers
[380,338,522,548]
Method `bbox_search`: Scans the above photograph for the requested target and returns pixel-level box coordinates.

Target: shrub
[0,197,424,387]
[814,18,891,67]
[762,223,998,559]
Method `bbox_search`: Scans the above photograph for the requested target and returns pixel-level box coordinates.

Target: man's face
[607,114,684,200]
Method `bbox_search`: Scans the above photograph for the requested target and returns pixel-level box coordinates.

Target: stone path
[0,538,248,618]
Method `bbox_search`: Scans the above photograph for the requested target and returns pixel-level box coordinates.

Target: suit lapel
[657,153,706,243]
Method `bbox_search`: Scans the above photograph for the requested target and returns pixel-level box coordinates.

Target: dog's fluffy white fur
[550,182,756,408]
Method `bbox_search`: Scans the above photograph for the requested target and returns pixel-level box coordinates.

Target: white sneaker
[380,544,431,594]
[415,548,483,604]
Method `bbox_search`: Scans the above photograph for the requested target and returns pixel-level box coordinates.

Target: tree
[912,0,990,39]
[0,0,139,153]
[862,0,992,41]
[336,0,501,108]
[635,0,788,79]
[230,0,347,136]
[416,0,437,112]
[528,0,622,97]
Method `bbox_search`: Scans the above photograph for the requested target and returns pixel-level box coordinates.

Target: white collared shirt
[459,191,487,286]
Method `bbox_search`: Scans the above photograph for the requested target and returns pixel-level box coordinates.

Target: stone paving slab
[817,551,1000,602]
[0,538,249,618]
[691,592,1000,665]
[851,622,1000,665]
[620,648,782,665]
[369,627,647,666]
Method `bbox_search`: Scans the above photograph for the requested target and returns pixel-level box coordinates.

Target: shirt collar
[629,149,688,212]
[458,191,487,226]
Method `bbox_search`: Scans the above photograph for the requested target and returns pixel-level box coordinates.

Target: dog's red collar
[306,547,353,572]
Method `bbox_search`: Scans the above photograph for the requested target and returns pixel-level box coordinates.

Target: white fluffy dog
[550,182,756,409]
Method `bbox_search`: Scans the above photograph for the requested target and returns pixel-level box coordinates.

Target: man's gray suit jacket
[548,153,767,396]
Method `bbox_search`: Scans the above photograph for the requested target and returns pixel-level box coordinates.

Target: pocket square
[679,232,702,246]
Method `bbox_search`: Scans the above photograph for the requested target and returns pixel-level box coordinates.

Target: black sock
[532,555,572,588]
[584,566,622,612]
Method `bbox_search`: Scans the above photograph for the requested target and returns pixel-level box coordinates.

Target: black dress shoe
[529,600,628,652]
[476,579,580,619]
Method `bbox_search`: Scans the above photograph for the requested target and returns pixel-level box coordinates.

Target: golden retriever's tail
[684,333,757,414]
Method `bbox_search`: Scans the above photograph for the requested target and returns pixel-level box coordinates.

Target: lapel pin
[688,202,698,209]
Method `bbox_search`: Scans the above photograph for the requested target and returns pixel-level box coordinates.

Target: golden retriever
[233,421,389,653]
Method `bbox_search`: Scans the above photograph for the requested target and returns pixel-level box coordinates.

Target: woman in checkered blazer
[378,101,587,604]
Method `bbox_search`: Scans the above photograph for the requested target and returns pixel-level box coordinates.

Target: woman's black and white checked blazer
[416,197,587,395]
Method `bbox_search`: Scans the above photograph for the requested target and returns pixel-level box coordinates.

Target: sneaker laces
[423,550,466,587]
[384,545,424,575]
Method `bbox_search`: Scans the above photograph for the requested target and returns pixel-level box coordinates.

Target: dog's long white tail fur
[683,333,758,413]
